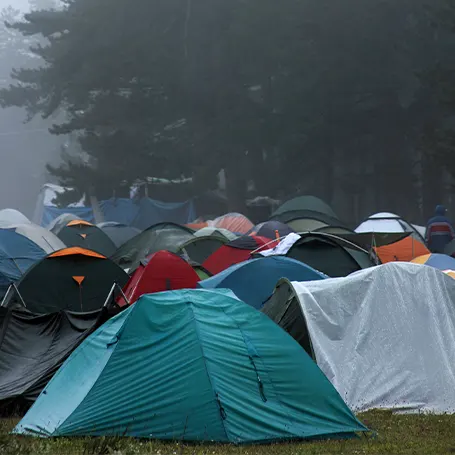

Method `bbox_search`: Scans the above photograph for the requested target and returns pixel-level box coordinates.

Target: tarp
[41,206,95,227]
[291,262,455,413]
[199,256,326,309]
[101,197,196,230]
[41,198,196,229]
[0,307,110,415]
[14,289,367,441]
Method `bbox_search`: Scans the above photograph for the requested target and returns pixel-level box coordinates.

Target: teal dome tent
[14,289,367,443]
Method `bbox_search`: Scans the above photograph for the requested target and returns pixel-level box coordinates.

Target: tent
[375,236,429,263]
[0,307,111,415]
[13,247,129,314]
[208,212,254,235]
[249,221,294,239]
[411,253,455,271]
[355,212,425,242]
[14,289,367,441]
[262,263,455,413]
[111,222,195,270]
[203,236,272,275]
[175,236,227,264]
[0,230,46,297]
[194,227,238,241]
[286,233,377,277]
[272,195,337,219]
[116,251,200,307]
[47,213,80,232]
[199,256,326,309]
[0,209,30,227]
[97,222,141,248]
[3,224,66,254]
[53,220,117,257]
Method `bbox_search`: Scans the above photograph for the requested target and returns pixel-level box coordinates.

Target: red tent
[117,250,200,307]
[202,236,273,275]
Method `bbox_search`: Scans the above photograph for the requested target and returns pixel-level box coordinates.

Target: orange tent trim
[375,237,429,264]
[67,220,93,227]
[49,247,106,259]
[72,276,85,286]
[79,234,87,239]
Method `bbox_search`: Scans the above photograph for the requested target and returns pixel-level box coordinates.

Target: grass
[1,411,455,454]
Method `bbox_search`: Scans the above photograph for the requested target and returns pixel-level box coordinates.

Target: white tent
[291,262,455,413]
[355,212,425,242]
[0,209,30,227]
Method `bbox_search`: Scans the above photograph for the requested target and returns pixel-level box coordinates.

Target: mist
[0,0,63,217]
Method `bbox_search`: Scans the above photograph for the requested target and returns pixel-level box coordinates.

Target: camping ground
[1,411,455,455]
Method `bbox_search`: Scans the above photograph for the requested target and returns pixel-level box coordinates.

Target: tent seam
[220,307,297,432]
[186,302,229,441]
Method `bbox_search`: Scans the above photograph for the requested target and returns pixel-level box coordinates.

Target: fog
[0,0,62,216]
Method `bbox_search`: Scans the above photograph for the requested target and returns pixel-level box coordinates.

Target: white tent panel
[292,262,455,413]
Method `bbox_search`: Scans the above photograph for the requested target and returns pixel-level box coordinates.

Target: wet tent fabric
[375,236,429,263]
[116,251,200,307]
[203,236,272,275]
[411,253,455,271]
[14,289,367,441]
[355,212,425,242]
[272,196,337,219]
[285,263,455,413]
[111,222,195,270]
[249,221,294,239]
[0,307,110,415]
[208,213,254,235]
[0,230,46,296]
[4,224,66,254]
[199,256,326,309]
[0,209,30,227]
[97,223,141,248]
[15,248,129,314]
[194,227,238,241]
[286,234,376,277]
[53,221,117,257]
[176,236,227,264]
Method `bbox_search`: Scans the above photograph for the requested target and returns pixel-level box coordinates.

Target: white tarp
[292,262,455,413]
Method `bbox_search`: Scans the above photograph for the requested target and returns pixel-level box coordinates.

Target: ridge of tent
[49,247,106,260]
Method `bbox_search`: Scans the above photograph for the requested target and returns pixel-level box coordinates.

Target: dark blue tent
[199,256,326,309]
[0,230,46,296]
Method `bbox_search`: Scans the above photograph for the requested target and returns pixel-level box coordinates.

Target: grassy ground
[1,410,455,455]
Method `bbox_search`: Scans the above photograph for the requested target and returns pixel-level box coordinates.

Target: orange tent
[375,236,429,263]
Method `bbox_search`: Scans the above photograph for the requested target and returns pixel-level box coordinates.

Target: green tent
[14,289,367,443]
[286,233,377,277]
[272,196,337,218]
[111,222,194,270]
[53,221,117,257]
[14,248,129,313]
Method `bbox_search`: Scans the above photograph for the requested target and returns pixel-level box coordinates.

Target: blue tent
[0,229,46,296]
[14,289,366,443]
[199,256,326,309]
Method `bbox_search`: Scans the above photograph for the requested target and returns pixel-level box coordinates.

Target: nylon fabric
[199,256,326,309]
[0,308,109,414]
[291,262,455,413]
[14,289,367,442]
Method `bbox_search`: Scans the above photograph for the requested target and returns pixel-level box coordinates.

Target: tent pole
[115,282,130,306]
